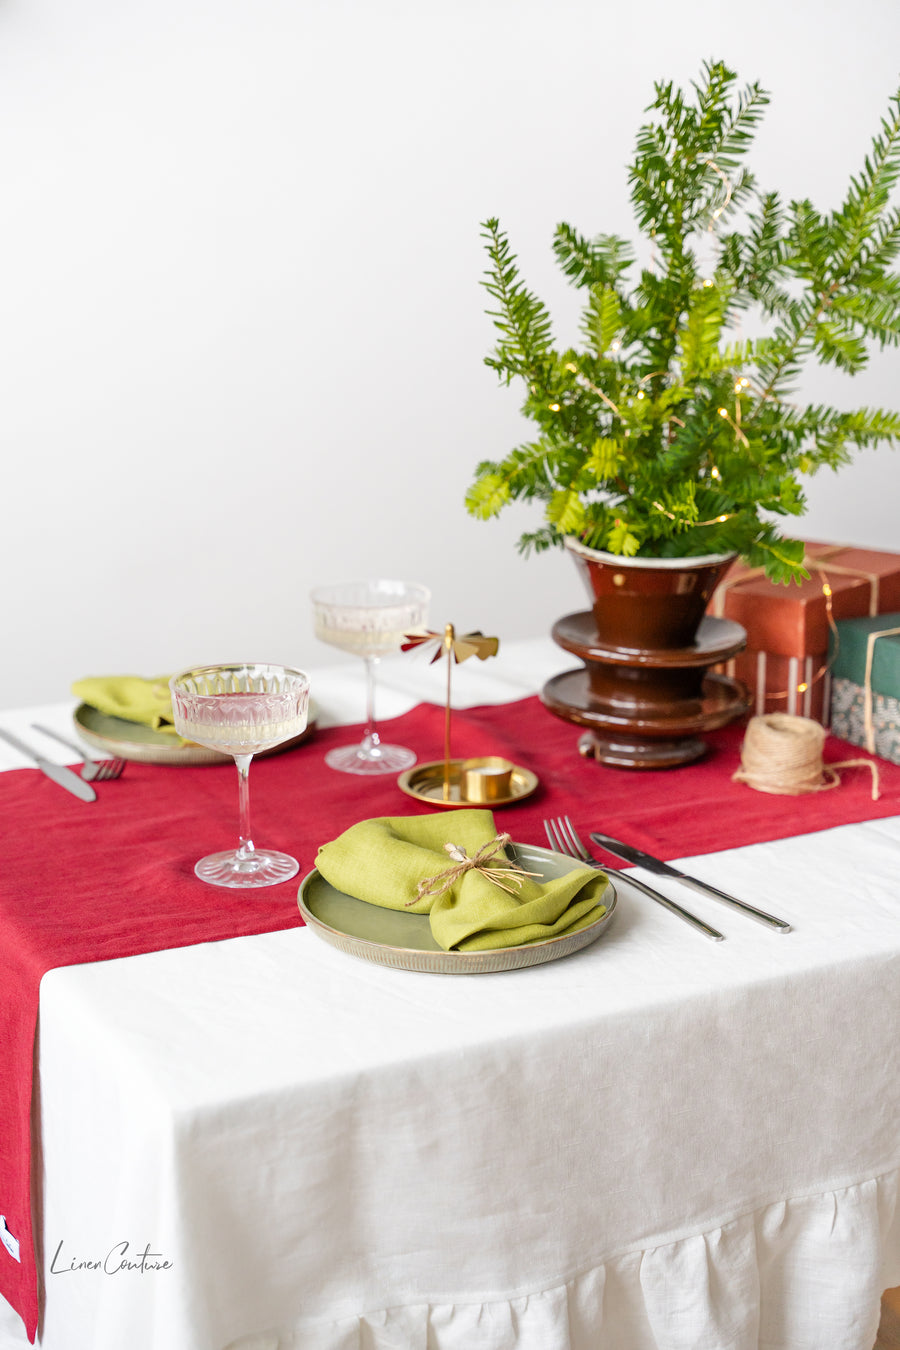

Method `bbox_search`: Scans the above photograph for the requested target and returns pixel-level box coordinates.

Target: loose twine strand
[733,714,881,800]
[409,834,543,906]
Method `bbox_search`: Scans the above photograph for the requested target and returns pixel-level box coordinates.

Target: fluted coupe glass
[169,663,310,888]
[311,579,430,774]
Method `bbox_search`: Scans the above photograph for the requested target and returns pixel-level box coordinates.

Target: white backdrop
[2,0,899,708]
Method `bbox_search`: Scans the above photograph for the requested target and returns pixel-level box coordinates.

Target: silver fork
[31,725,126,782]
[544,815,724,942]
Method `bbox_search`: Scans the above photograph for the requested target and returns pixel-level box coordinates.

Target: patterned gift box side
[830,678,900,764]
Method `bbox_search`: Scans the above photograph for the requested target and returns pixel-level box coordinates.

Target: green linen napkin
[71,675,181,736]
[315,809,608,953]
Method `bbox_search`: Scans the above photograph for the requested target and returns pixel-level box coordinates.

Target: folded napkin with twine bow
[71,675,181,736]
[315,809,608,952]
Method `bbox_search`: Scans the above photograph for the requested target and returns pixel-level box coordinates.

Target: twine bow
[409,834,543,906]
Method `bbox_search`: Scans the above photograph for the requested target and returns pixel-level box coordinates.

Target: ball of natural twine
[733,713,880,799]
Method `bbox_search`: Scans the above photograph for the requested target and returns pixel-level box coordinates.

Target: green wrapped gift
[71,675,181,736]
[829,614,900,761]
[315,809,608,953]
[829,613,900,694]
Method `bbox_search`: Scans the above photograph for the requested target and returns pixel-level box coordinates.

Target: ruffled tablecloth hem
[223,1169,900,1350]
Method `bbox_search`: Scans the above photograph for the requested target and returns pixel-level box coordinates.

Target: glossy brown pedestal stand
[542,611,749,768]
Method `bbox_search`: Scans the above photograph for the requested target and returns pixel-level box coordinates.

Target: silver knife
[601,865,725,941]
[0,728,97,802]
[590,832,791,933]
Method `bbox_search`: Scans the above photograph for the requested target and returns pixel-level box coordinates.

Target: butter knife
[0,728,97,802]
[590,832,791,933]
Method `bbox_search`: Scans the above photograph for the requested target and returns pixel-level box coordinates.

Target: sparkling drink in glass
[169,662,310,888]
[310,579,429,774]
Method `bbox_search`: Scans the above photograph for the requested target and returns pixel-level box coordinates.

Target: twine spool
[739,712,879,793]
[733,713,880,800]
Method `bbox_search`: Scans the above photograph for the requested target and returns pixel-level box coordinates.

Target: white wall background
[2,0,899,708]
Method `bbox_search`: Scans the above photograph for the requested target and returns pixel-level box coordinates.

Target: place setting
[9,571,795,956]
[298,810,618,974]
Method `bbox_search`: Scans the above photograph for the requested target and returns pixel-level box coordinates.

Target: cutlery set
[544,815,791,941]
[0,726,125,802]
[30,725,126,782]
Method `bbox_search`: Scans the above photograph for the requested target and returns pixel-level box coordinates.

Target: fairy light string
[553,163,777,537]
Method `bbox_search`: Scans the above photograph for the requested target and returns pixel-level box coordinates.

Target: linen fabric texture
[70,674,180,734]
[13,816,900,1350]
[314,810,606,950]
[2,684,900,1343]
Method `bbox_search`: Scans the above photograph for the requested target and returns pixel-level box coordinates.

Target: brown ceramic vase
[541,539,749,768]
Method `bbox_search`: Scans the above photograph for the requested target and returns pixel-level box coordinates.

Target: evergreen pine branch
[830,288,900,347]
[831,90,900,275]
[480,218,554,381]
[580,286,623,355]
[850,209,900,282]
[469,64,900,584]
[552,224,634,290]
[514,527,562,556]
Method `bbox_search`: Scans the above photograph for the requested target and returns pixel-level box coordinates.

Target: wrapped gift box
[728,650,831,721]
[828,612,900,762]
[709,543,900,723]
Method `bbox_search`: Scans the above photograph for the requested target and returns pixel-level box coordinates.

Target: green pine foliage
[466,60,900,583]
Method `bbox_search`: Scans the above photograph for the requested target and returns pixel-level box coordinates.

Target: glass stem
[361,656,382,756]
[234,753,256,863]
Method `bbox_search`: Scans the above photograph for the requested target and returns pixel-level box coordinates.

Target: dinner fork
[544,815,724,942]
[30,725,126,782]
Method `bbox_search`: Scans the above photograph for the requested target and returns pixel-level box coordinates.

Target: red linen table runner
[2,695,900,1340]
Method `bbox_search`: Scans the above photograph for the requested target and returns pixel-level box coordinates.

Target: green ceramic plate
[72,699,319,766]
[297,843,616,974]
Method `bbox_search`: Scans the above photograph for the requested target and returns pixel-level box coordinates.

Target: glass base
[194,848,300,888]
[325,742,416,775]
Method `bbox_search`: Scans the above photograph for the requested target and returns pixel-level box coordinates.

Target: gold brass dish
[397,757,538,809]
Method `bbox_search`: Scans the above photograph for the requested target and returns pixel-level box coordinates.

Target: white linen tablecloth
[1,640,899,1350]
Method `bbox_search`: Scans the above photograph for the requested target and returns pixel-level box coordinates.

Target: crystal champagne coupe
[169,663,310,888]
[311,579,430,774]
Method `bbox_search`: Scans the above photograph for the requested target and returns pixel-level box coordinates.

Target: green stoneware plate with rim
[72,698,319,766]
[297,842,617,974]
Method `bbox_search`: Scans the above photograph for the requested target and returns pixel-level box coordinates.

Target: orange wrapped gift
[709,542,900,723]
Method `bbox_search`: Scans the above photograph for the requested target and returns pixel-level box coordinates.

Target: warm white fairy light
[705,160,733,223]
[718,404,749,447]
[570,370,622,418]
[651,501,737,527]
[695,160,733,292]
